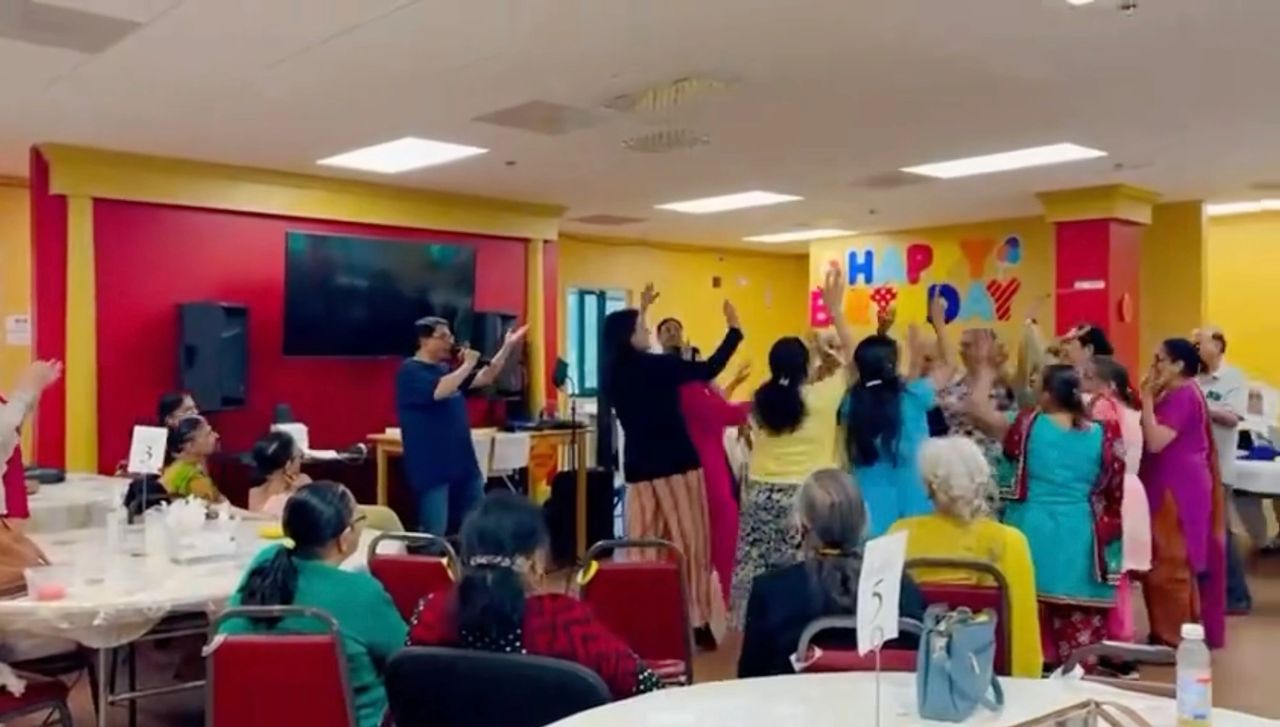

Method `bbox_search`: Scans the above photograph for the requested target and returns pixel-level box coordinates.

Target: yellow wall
[557,236,809,394]
[0,180,32,452]
[1142,202,1207,363]
[807,217,1055,347]
[1206,211,1280,387]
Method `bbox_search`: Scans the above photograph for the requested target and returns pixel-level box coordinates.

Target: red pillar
[1053,218,1143,369]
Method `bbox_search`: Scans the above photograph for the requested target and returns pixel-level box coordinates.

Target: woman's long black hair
[753,337,809,435]
[237,481,355,624]
[251,430,299,480]
[456,492,548,647]
[601,308,641,401]
[166,415,207,463]
[846,335,904,467]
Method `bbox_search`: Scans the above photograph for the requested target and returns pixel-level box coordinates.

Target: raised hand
[723,300,741,330]
[876,304,897,335]
[820,264,844,313]
[640,283,660,310]
[16,360,62,394]
[731,360,752,385]
[460,347,481,367]
[1027,293,1050,323]
[504,324,530,346]
[928,293,948,328]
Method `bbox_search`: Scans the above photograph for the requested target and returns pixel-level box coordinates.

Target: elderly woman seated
[889,436,1043,677]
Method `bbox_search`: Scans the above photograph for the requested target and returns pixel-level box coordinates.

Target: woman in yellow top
[161,415,224,501]
[729,265,855,626]
[890,436,1043,678]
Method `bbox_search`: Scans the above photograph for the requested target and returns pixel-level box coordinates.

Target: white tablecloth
[0,521,393,649]
[1234,458,1280,497]
[550,673,1278,726]
[25,474,131,534]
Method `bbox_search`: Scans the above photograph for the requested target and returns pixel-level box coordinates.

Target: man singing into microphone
[396,316,528,534]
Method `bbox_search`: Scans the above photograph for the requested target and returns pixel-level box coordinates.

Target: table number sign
[856,530,908,656]
[127,426,169,475]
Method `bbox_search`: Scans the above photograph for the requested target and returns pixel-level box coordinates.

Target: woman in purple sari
[1138,338,1226,649]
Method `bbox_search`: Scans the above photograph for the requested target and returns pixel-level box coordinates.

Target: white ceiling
[2,0,1279,251]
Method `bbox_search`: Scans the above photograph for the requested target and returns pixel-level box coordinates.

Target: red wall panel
[1054,219,1111,337]
[30,148,67,465]
[93,199,528,472]
[1106,221,1142,370]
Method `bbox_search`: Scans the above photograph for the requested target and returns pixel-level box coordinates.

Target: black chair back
[124,475,171,522]
[387,647,610,727]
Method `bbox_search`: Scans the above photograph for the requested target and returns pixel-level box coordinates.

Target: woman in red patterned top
[407,492,661,700]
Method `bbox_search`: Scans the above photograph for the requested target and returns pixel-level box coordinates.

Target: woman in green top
[160,415,223,501]
[221,481,407,727]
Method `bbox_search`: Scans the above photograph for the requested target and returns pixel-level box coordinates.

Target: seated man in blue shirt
[395,316,527,534]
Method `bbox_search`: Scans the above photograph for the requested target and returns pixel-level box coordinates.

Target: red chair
[367,532,459,620]
[793,616,922,673]
[0,674,73,725]
[906,557,1013,676]
[574,538,693,686]
[206,606,355,727]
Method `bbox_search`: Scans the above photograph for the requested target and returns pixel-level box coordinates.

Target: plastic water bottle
[1176,623,1212,726]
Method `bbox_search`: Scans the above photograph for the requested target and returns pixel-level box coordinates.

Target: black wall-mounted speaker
[179,302,248,412]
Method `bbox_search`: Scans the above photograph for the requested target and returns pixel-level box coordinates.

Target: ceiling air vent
[605,75,734,115]
[0,0,143,53]
[473,101,603,136]
[621,129,709,154]
[852,171,933,191]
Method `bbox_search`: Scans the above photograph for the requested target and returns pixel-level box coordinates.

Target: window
[565,288,626,396]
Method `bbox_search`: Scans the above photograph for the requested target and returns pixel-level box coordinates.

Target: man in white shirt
[1195,326,1252,613]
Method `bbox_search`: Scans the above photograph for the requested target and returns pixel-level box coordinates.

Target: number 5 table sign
[127,425,169,476]
[856,530,908,727]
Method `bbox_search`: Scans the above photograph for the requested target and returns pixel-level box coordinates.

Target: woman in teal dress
[221,481,407,727]
[843,296,956,537]
[966,339,1123,667]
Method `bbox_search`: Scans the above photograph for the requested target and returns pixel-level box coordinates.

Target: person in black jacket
[602,284,744,645]
[738,468,927,678]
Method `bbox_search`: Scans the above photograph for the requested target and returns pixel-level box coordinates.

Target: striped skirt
[625,469,726,640]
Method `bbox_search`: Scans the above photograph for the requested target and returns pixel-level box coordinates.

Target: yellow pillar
[0,180,33,455]
[1141,201,1207,358]
[65,195,99,472]
[525,238,547,416]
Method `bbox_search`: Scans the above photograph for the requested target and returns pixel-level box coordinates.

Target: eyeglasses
[349,513,367,529]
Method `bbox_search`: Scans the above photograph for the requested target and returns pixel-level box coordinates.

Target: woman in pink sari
[1139,338,1227,649]
[1082,356,1151,643]
[679,359,753,604]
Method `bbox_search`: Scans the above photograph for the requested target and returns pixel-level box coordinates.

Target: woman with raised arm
[843,294,955,537]
[729,265,855,625]
[1138,338,1226,649]
[966,335,1123,667]
[602,285,744,644]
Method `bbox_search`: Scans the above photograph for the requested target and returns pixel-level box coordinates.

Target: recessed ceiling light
[1066,0,1096,6]
[900,143,1107,179]
[1206,200,1280,217]
[317,137,488,174]
[655,191,802,214]
[744,228,858,244]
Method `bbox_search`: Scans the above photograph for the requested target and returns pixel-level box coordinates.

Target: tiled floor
[14,557,1280,725]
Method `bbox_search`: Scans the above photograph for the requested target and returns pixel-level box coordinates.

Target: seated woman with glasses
[221,482,406,727]
[408,492,662,700]
[737,468,927,679]
[889,436,1043,677]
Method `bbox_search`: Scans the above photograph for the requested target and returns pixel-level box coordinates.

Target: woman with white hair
[889,436,1043,677]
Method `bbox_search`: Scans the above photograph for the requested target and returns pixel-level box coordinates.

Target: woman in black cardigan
[602,286,744,642]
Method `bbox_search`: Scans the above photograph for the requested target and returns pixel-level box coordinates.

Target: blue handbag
[916,604,1004,722]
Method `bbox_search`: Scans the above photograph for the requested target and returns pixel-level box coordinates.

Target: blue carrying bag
[916,604,1004,722]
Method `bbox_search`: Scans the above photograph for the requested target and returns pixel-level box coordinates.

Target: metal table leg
[97,647,111,727]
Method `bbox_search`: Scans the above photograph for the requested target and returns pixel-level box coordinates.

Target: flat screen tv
[283,231,477,356]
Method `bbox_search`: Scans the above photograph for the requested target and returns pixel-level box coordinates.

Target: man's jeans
[417,475,484,535]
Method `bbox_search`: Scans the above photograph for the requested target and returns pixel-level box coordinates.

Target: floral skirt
[729,479,801,628]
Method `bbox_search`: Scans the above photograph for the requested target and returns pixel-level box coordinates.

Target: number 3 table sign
[127,425,169,476]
